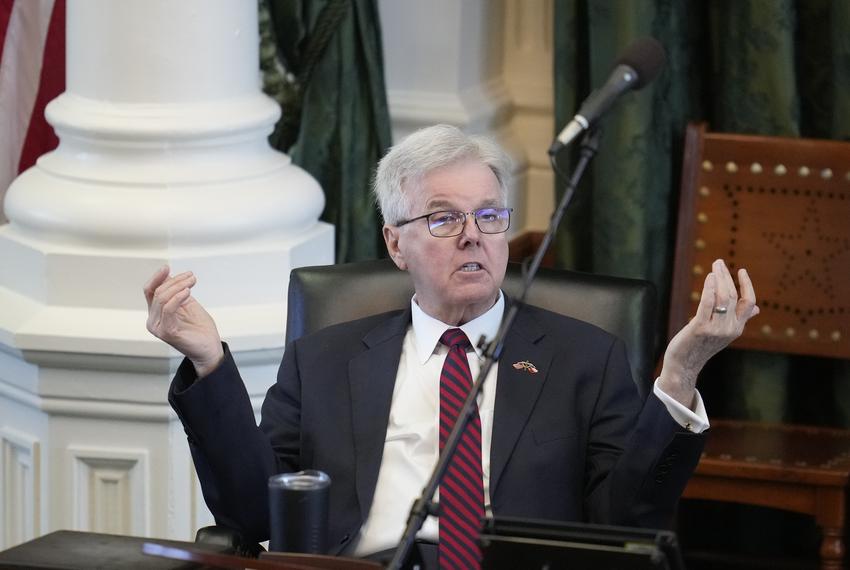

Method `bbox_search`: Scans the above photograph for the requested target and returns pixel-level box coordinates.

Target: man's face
[383,158,509,325]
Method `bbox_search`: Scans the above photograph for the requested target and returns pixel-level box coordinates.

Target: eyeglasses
[395,207,512,237]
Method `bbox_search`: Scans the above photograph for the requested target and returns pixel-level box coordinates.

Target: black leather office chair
[197,258,658,554]
[286,258,658,399]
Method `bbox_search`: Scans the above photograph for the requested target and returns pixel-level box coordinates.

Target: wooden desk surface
[0,530,224,569]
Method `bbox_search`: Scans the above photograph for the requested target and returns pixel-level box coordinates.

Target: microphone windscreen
[615,37,666,89]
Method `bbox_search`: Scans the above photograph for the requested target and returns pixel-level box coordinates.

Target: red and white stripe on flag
[0,0,65,223]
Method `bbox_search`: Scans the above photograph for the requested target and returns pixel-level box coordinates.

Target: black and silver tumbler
[268,470,331,553]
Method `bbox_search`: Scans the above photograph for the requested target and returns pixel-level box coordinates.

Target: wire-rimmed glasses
[395,207,512,237]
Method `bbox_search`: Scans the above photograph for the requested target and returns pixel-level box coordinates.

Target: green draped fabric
[259,0,392,262]
[554,0,850,560]
[554,0,850,422]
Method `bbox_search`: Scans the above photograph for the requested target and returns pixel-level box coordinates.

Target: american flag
[0,0,65,223]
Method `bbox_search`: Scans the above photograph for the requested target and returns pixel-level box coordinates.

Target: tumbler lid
[269,469,331,490]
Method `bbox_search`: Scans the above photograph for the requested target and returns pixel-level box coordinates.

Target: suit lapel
[348,309,410,520]
[489,304,553,497]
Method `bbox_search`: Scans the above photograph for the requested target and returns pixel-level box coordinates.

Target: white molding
[0,381,267,422]
[69,446,149,536]
[0,427,41,549]
[1,301,294,357]
[45,92,281,142]
[6,346,282,373]
[387,77,513,139]
[0,381,174,421]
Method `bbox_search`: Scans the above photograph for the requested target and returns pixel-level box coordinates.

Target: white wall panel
[0,428,40,549]
[69,447,148,536]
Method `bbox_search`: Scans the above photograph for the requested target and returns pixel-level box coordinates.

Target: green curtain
[554,0,850,422]
[554,0,850,560]
[259,0,392,262]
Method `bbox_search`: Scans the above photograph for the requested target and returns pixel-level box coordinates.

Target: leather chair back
[286,259,658,399]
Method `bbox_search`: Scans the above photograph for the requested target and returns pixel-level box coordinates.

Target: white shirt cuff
[652,378,710,433]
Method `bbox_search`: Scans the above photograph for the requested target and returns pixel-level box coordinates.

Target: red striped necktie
[438,328,484,570]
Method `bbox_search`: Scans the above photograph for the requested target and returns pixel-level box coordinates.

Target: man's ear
[383,225,407,271]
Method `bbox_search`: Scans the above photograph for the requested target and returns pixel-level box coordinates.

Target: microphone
[548,37,666,155]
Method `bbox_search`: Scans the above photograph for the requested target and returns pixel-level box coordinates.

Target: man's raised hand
[658,258,760,407]
[143,266,224,378]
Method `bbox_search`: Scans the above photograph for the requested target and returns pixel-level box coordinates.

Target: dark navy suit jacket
[169,301,704,554]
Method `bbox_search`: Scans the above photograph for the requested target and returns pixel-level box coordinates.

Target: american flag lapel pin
[512,360,538,374]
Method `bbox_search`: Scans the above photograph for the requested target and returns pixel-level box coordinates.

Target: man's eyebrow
[424,199,455,210]
[424,198,503,211]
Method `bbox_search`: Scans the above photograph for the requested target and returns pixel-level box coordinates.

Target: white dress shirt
[348,291,708,556]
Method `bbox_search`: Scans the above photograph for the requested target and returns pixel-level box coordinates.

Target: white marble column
[0,0,333,546]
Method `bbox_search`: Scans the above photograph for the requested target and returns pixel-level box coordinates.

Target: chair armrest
[194,525,265,558]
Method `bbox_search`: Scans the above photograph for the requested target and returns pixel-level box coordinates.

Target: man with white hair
[145,124,758,569]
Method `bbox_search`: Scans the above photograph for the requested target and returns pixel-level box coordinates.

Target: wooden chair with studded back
[668,122,850,570]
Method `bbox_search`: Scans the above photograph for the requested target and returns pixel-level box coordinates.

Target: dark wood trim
[508,231,556,268]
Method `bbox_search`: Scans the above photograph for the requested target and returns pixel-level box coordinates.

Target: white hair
[372,124,511,224]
